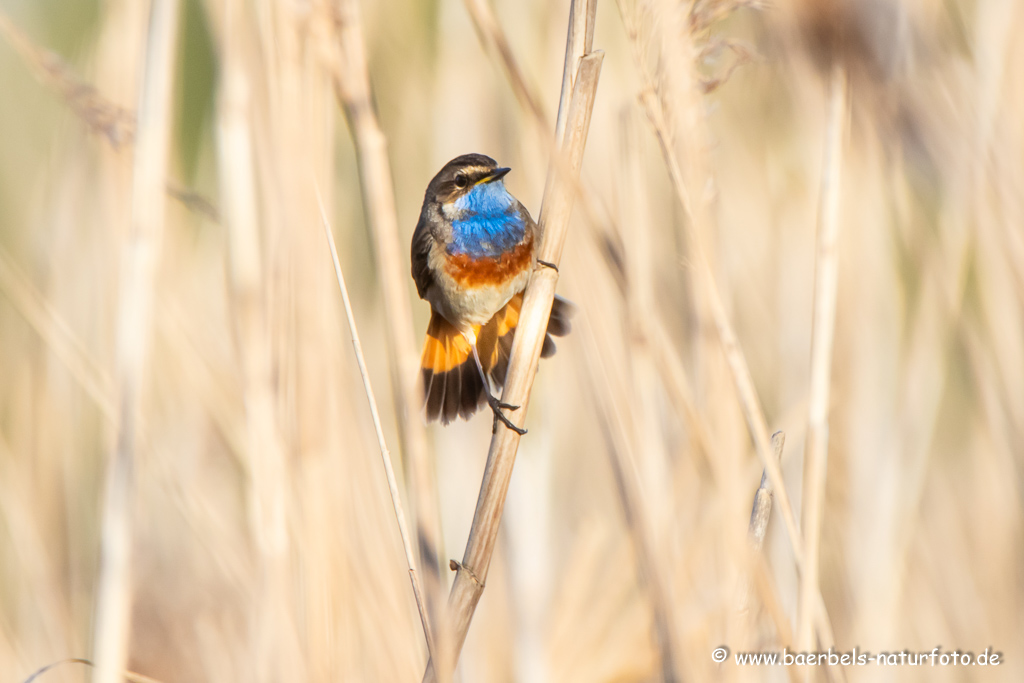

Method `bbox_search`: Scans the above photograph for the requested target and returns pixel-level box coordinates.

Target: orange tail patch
[421,312,485,424]
[420,294,576,425]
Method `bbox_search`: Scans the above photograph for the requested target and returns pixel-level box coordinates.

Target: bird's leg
[470,343,527,435]
[536,259,558,272]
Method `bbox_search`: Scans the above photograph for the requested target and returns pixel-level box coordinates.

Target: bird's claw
[537,259,558,272]
[487,395,527,435]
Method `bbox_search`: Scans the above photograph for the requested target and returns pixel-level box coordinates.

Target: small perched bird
[411,153,573,433]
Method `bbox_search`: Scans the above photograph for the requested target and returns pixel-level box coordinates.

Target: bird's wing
[411,214,436,300]
[516,201,540,244]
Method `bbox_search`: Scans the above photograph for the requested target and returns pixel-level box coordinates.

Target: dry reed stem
[213,1,299,678]
[617,0,804,568]
[467,0,720,484]
[582,197,720,481]
[648,317,719,479]
[314,185,440,676]
[608,109,683,680]
[615,0,849,659]
[92,2,179,683]
[328,0,446,639]
[422,35,604,683]
[470,8,687,675]
[461,0,592,147]
[616,108,672,513]
[554,0,598,143]
[461,0,547,126]
[644,85,805,568]
[463,0,596,217]
[577,308,683,682]
[797,64,849,657]
[466,1,721,514]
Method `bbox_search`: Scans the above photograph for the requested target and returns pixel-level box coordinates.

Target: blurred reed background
[0,0,1022,681]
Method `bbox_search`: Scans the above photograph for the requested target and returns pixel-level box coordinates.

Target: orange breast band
[444,234,534,288]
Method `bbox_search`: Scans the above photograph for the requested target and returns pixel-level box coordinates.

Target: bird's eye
[454,173,468,189]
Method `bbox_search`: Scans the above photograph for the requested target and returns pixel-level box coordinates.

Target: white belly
[426,250,532,330]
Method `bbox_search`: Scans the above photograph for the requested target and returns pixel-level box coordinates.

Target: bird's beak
[478,167,511,185]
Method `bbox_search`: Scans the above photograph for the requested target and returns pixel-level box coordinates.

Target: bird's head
[425,154,514,219]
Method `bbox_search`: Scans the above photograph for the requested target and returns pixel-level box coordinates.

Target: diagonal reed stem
[328,0,447,639]
[616,0,804,567]
[576,308,683,681]
[314,185,440,676]
[422,2,603,679]
[614,0,847,662]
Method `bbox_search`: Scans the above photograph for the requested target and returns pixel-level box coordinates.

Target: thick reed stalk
[797,63,849,655]
[91,2,179,683]
[421,22,602,683]
[328,0,446,638]
[213,0,294,678]
[314,186,440,676]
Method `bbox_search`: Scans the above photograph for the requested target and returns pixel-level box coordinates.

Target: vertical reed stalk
[422,3,603,678]
[92,2,179,683]
[797,64,849,656]
[214,0,294,676]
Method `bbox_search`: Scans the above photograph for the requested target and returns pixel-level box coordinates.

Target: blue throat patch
[448,181,525,258]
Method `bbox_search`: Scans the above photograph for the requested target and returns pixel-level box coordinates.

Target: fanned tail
[420,294,577,425]
[420,312,485,424]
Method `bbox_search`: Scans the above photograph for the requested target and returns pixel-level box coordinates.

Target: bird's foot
[487,394,526,435]
[537,259,559,272]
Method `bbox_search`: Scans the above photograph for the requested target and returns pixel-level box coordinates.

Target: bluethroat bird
[411,153,573,434]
